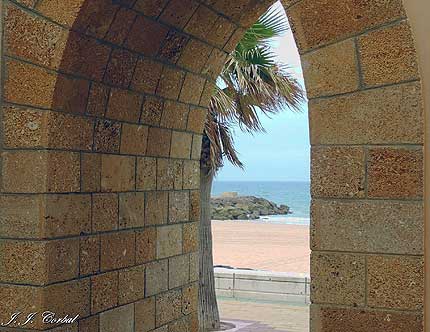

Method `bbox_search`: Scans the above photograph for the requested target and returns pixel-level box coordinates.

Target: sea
[211,181,311,225]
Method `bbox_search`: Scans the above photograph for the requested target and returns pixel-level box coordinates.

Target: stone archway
[0,0,424,331]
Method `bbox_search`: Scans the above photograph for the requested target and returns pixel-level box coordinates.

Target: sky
[216,5,310,182]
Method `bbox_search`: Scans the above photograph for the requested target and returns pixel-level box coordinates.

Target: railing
[214,267,310,304]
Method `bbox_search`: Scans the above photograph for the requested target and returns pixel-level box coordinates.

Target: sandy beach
[212,220,310,274]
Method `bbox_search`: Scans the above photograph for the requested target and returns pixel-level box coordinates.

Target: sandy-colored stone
[191,135,203,160]
[179,73,206,105]
[119,192,145,229]
[359,22,419,87]
[367,255,424,310]
[106,88,142,123]
[202,48,227,79]
[311,199,423,255]
[184,4,218,39]
[146,260,168,296]
[136,157,157,190]
[92,193,119,232]
[187,107,207,133]
[141,96,164,126]
[287,0,405,52]
[157,225,183,259]
[2,150,80,193]
[161,100,189,130]
[169,254,190,289]
[146,128,172,158]
[93,119,121,153]
[311,146,365,198]
[100,232,135,271]
[207,16,236,48]
[91,271,118,314]
[309,82,423,145]
[189,252,199,282]
[135,297,156,332]
[156,289,182,327]
[182,283,198,315]
[52,75,90,114]
[100,304,134,332]
[178,39,213,73]
[79,315,99,332]
[302,39,358,98]
[126,16,168,56]
[159,30,189,64]
[183,222,199,253]
[367,147,423,199]
[171,131,193,159]
[87,82,109,117]
[311,305,423,332]
[136,227,157,264]
[131,58,163,94]
[311,252,365,306]
[157,159,183,190]
[146,191,168,225]
[169,191,190,223]
[81,153,101,192]
[105,48,138,89]
[157,67,185,100]
[183,160,201,190]
[189,191,200,222]
[159,0,199,29]
[101,154,135,192]
[80,236,100,276]
[118,266,145,305]
[120,124,149,155]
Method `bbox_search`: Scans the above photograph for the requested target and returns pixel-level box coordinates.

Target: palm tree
[198,4,305,331]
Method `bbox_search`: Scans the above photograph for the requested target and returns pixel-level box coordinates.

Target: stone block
[171,131,193,159]
[157,67,185,100]
[159,0,199,29]
[311,199,423,255]
[131,58,163,94]
[91,271,118,314]
[136,227,157,264]
[100,232,135,271]
[202,48,227,80]
[79,315,99,332]
[80,236,100,276]
[101,154,135,192]
[119,192,145,229]
[100,304,134,332]
[92,193,119,232]
[191,135,203,160]
[178,39,213,73]
[157,159,183,190]
[159,30,189,64]
[105,8,136,45]
[2,150,80,193]
[141,96,164,126]
[169,254,190,289]
[81,153,101,192]
[146,191,168,225]
[183,222,199,253]
[169,191,190,223]
[157,225,183,259]
[189,252,199,282]
[187,107,207,133]
[183,160,200,190]
[311,252,365,306]
[179,73,206,105]
[367,147,423,199]
[146,260,168,296]
[287,0,405,52]
[118,266,145,305]
[87,83,109,117]
[182,283,198,315]
[311,146,365,198]
[136,157,157,190]
[367,255,423,310]
[93,119,121,153]
[309,82,423,145]
[199,81,215,107]
[126,16,168,56]
[359,22,419,87]
[135,297,156,332]
[147,127,172,157]
[106,88,142,123]
[120,124,149,156]
[104,48,138,89]
[302,39,358,98]
[161,100,189,130]
[190,191,201,222]
[134,0,169,17]
[207,16,236,48]
[52,75,90,114]
[156,289,182,327]
[184,5,218,39]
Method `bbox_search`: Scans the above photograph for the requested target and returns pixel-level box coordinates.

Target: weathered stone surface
[87,83,109,117]
[101,154,135,192]
[169,254,190,289]
[171,131,193,159]
[134,0,169,17]
[81,153,101,192]
[183,223,199,254]
[157,159,183,190]
[311,147,365,198]
[106,88,142,123]
[359,22,419,87]
[146,260,168,296]
[178,39,213,73]
[141,96,164,126]
[157,225,183,259]
[80,236,100,276]
[132,58,163,94]
[187,107,207,133]
[2,151,80,193]
[159,0,199,29]
[157,67,185,100]
[309,82,423,145]
[146,191,168,225]
[93,119,121,153]
[104,49,138,89]
[302,39,358,98]
[311,252,365,306]
[191,134,203,160]
[161,101,189,130]
[287,0,405,52]
[79,315,99,332]
[367,255,424,310]
[156,289,182,326]
[91,271,118,314]
[183,160,200,190]
[136,227,157,264]
[100,232,135,271]
[135,297,156,332]
[311,199,423,255]
[100,304,134,332]
[92,193,118,232]
[119,192,145,229]
[182,283,198,315]
[118,266,145,305]
[147,127,172,157]
[120,124,148,155]
[169,191,190,223]
[180,73,206,105]
[136,157,157,190]
[159,30,189,64]
[105,8,136,45]
[367,147,423,199]
[311,305,423,332]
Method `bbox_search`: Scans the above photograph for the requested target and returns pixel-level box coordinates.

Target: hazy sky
[216,7,310,182]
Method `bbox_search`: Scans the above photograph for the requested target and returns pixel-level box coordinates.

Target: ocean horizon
[212,180,311,225]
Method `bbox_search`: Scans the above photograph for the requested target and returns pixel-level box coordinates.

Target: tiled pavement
[218,298,309,332]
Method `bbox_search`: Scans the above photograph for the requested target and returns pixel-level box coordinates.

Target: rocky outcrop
[211,193,290,220]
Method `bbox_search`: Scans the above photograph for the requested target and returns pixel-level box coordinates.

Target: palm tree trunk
[198,166,221,332]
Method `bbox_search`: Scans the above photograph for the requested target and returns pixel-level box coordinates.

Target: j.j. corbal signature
[1,312,79,327]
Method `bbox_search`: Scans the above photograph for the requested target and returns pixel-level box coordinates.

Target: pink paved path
[212,221,310,274]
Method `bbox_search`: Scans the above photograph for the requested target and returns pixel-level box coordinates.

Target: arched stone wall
[0,0,424,331]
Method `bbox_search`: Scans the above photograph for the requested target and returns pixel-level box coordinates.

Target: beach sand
[212,220,310,274]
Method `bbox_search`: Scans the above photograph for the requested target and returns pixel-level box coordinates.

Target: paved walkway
[218,298,309,332]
